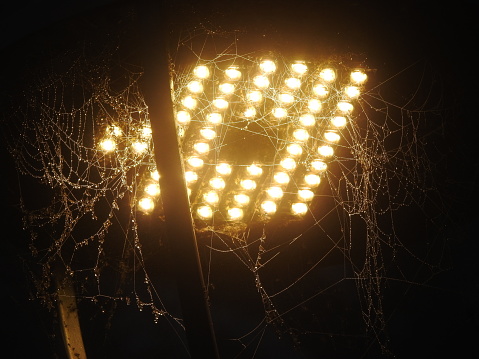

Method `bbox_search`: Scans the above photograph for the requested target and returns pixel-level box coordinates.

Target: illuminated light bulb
[261,200,277,215]
[287,143,303,156]
[253,75,270,89]
[344,86,360,99]
[293,128,310,142]
[225,67,241,80]
[331,116,347,128]
[145,183,160,196]
[216,162,232,176]
[298,189,314,201]
[176,110,191,124]
[138,197,155,212]
[234,193,250,205]
[187,156,204,168]
[203,190,219,205]
[150,170,160,181]
[291,62,308,76]
[259,59,276,73]
[206,112,222,124]
[311,159,327,172]
[350,70,367,84]
[285,77,301,90]
[272,107,288,119]
[194,142,210,154]
[274,171,290,184]
[243,107,257,118]
[312,84,329,97]
[219,83,235,95]
[185,171,198,184]
[280,157,297,171]
[240,179,257,191]
[278,93,295,105]
[213,98,229,110]
[246,164,263,177]
[291,202,308,215]
[337,101,354,113]
[308,99,322,113]
[200,128,216,140]
[197,205,213,220]
[109,125,122,137]
[299,114,315,127]
[193,65,210,79]
[304,173,321,187]
[209,177,226,190]
[227,207,244,220]
[132,141,148,153]
[324,131,340,142]
[246,90,263,103]
[318,145,334,157]
[187,80,203,93]
[319,68,336,82]
[182,96,197,109]
[99,138,116,152]
[140,126,152,138]
[266,186,283,199]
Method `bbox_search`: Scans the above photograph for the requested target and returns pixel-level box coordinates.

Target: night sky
[1,1,478,358]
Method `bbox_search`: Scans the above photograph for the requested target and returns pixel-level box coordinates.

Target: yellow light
[203,190,220,205]
[278,93,295,105]
[145,183,161,196]
[253,75,270,89]
[246,90,263,103]
[318,145,334,157]
[187,156,204,168]
[243,107,257,118]
[197,205,213,220]
[350,70,367,84]
[266,186,283,199]
[337,101,353,113]
[304,174,321,187]
[182,96,197,109]
[274,171,290,184]
[280,157,297,171]
[311,159,327,172]
[234,193,250,205]
[246,164,263,177]
[194,142,210,154]
[206,113,222,124]
[200,128,216,140]
[285,77,301,90]
[176,110,191,124]
[324,131,340,143]
[299,114,315,127]
[108,125,122,137]
[185,171,198,184]
[259,60,276,73]
[261,200,277,215]
[291,202,308,215]
[319,68,336,82]
[308,99,322,113]
[140,126,152,138]
[209,177,226,190]
[291,62,308,76]
[331,116,347,128]
[213,98,229,110]
[227,207,244,220]
[225,67,242,80]
[132,141,148,153]
[313,84,329,97]
[177,126,186,138]
[219,83,235,95]
[287,143,303,156]
[138,197,155,212]
[293,129,310,142]
[193,65,210,79]
[298,189,314,201]
[187,80,204,93]
[240,179,257,191]
[344,86,360,99]
[272,107,288,119]
[99,138,116,152]
[150,170,160,181]
[216,162,232,176]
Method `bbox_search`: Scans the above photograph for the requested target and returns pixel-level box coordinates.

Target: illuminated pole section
[139,2,220,358]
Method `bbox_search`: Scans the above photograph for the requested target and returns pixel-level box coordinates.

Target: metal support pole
[139,2,220,358]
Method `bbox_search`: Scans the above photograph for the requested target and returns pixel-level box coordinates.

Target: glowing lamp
[291,202,308,215]
[99,138,116,152]
[261,200,277,214]
[193,65,210,79]
[197,205,213,219]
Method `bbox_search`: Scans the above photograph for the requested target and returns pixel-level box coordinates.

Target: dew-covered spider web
[1,4,458,358]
